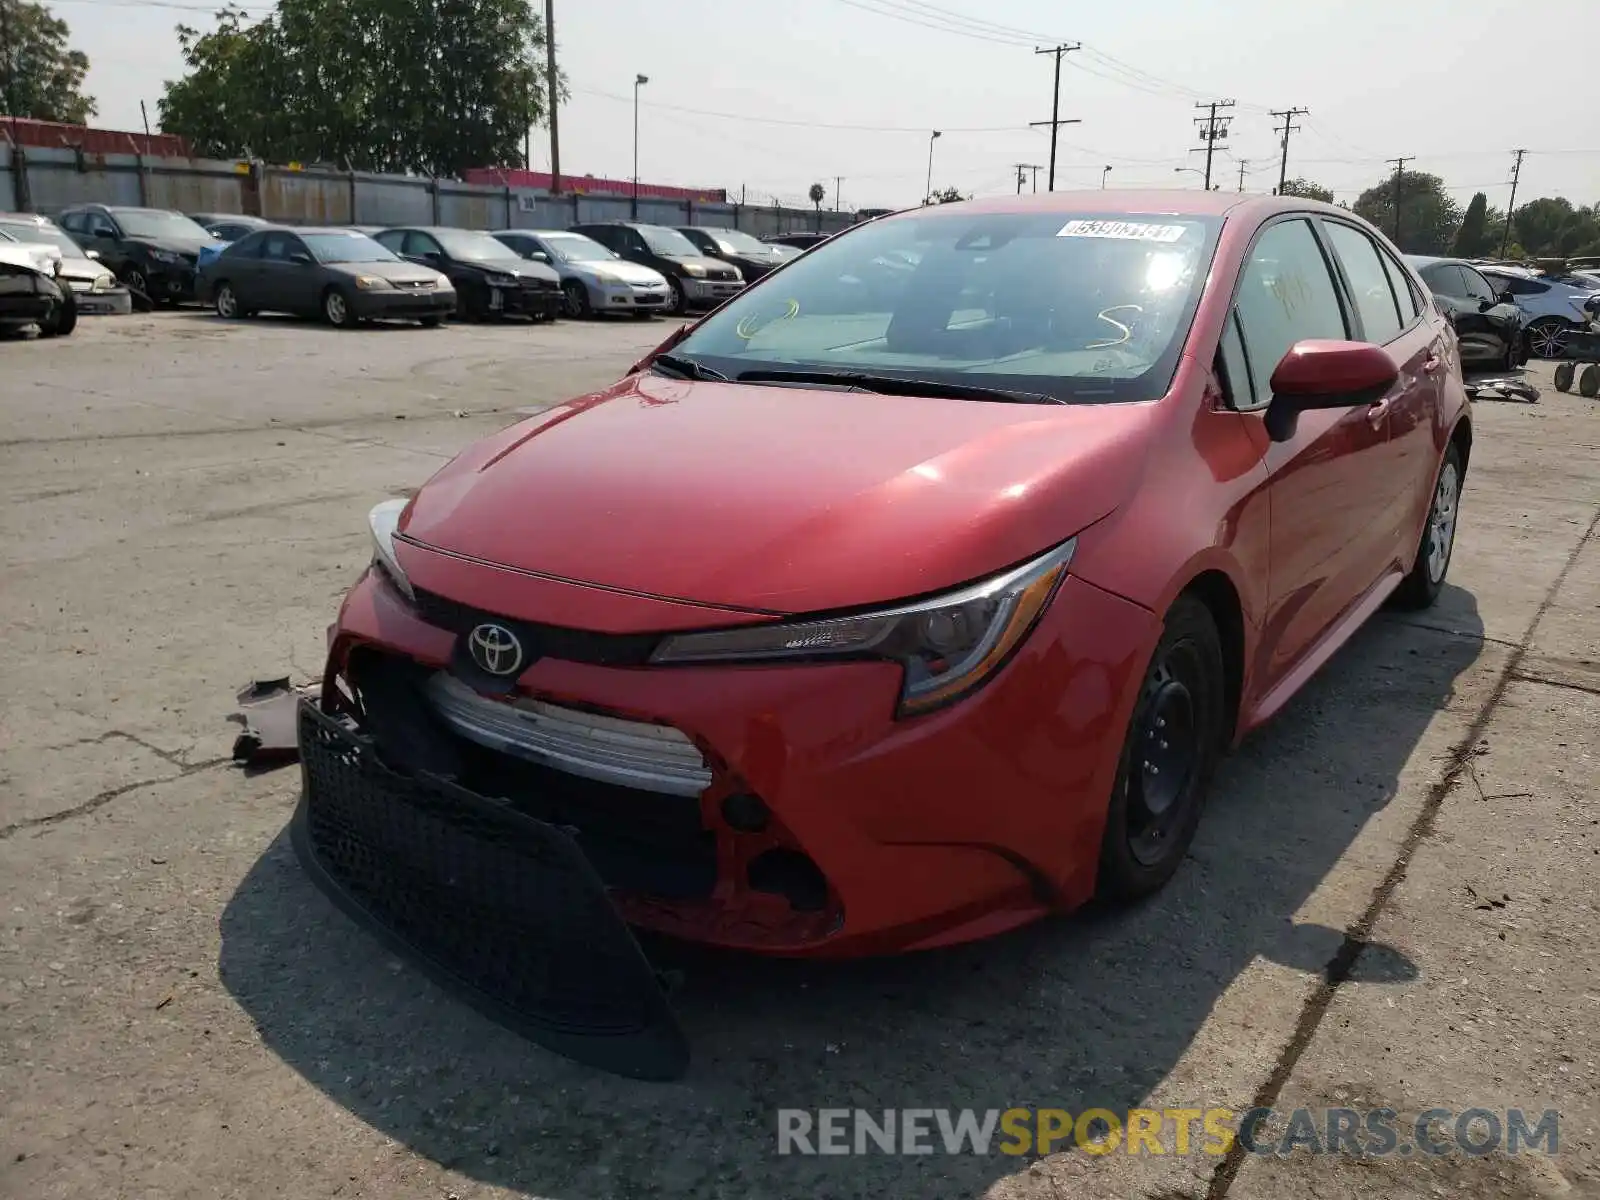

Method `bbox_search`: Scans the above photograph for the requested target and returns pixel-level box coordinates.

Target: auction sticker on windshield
[1058,220,1187,242]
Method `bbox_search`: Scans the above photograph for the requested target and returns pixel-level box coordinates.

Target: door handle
[1422,354,1443,374]
[1367,397,1392,425]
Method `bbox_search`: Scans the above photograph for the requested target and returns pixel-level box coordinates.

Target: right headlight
[368,498,414,600]
[682,263,707,278]
[651,539,1075,716]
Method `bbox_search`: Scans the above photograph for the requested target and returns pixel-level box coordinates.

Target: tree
[1453,192,1491,257]
[1352,170,1461,255]
[0,0,96,123]
[158,0,561,177]
[924,186,965,205]
[1278,177,1333,203]
[1507,197,1600,259]
[808,181,825,231]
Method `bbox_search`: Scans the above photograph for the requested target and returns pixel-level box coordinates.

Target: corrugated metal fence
[1,144,858,237]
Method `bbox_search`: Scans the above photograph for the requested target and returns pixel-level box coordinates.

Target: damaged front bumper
[291,698,689,1080]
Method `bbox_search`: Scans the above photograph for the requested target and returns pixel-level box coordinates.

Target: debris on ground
[228,677,319,765]
[1465,375,1540,403]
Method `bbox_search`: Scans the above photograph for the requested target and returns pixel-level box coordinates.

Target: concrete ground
[0,311,1596,1200]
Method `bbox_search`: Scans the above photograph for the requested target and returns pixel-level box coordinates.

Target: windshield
[302,232,399,264]
[110,209,212,240]
[706,228,771,255]
[0,221,79,254]
[540,233,618,263]
[433,229,520,262]
[638,225,701,257]
[671,210,1221,403]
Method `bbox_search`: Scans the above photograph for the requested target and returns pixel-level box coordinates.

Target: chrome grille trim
[425,673,712,797]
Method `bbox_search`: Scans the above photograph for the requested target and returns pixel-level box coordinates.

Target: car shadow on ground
[217,586,1483,1197]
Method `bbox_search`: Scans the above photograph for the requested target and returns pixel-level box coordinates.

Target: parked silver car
[1477,266,1600,359]
[488,229,672,318]
[0,213,131,315]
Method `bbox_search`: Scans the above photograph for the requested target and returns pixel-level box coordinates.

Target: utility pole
[1,0,14,118]
[834,175,841,211]
[1030,43,1081,191]
[1385,156,1412,245]
[1191,100,1235,191]
[1014,163,1028,194]
[1501,148,1527,257]
[139,101,151,138]
[1236,159,1248,192]
[545,0,560,192]
[1269,106,1308,193]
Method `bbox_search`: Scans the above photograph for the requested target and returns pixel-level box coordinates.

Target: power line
[1501,149,1527,256]
[1192,100,1234,190]
[1270,106,1309,193]
[1030,43,1081,191]
[568,86,1027,134]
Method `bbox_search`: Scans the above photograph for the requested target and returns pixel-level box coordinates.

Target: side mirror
[289,251,313,266]
[423,250,442,263]
[1498,290,1515,304]
[1478,298,1495,312]
[1263,340,1398,443]
[529,250,550,263]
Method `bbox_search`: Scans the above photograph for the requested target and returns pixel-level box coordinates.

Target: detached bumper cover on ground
[291,699,689,1081]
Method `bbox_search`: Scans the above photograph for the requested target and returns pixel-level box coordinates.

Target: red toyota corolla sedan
[294,191,1469,1077]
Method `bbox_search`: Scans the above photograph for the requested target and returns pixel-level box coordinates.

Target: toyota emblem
[467,623,524,677]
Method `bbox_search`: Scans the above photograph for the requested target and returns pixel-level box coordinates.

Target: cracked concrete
[0,315,1597,1200]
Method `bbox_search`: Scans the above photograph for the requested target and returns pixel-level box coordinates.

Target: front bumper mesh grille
[292,700,688,1079]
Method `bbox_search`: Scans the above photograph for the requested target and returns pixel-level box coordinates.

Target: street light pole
[632,73,649,218]
[925,130,941,203]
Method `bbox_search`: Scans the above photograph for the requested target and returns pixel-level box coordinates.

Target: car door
[1458,265,1517,360]
[254,231,304,313]
[276,232,323,316]
[1228,216,1399,689]
[217,231,266,304]
[1425,263,1495,360]
[1321,220,1446,573]
[81,211,125,272]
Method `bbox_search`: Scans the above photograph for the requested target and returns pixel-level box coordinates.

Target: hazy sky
[63,0,1600,212]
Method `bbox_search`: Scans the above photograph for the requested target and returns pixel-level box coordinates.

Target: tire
[562,279,591,319]
[37,289,78,338]
[668,276,689,316]
[1525,317,1572,360]
[418,314,443,328]
[214,281,243,319]
[120,265,149,298]
[1581,365,1600,399]
[322,286,356,329]
[1554,362,1575,393]
[1096,595,1225,902]
[1392,442,1463,610]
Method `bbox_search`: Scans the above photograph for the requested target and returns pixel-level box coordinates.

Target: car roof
[875,188,1320,225]
[0,211,54,224]
[1406,254,1474,269]
[194,213,269,224]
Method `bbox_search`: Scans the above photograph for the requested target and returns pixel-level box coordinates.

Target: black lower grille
[293,700,688,1079]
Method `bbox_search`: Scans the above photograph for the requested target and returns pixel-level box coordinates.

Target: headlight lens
[149,249,182,264]
[651,539,1075,716]
[368,498,414,600]
[355,275,392,290]
[682,263,707,278]
[488,272,517,286]
[92,273,115,291]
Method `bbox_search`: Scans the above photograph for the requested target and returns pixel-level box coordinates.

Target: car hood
[578,260,665,286]
[398,374,1155,614]
[461,257,559,282]
[56,254,111,281]
[660,254,734,274]
[328,260,445,285]
[131,235,223,256]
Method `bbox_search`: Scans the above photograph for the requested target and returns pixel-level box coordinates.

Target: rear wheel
[1393,442,1463,610]
[214,281,243,319]
[322,286,356,329]
[1096,595,1225,901]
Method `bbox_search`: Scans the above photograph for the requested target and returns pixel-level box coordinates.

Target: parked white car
[488,229,672,318]
[1478,266,1600,359]
[0,213,131,315]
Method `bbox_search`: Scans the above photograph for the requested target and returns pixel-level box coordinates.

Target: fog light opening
[721,792,770,833]
[747,849,828,913]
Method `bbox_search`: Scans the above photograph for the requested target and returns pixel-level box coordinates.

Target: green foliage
[0,0,96,123]
[1507,197,1600,259]
[1278,177,1333,203]
[158,0,560,177]
[1452,192,1491,257]
[808,182,825,208]
[924,186,965,205]
[1353,170,1461,254]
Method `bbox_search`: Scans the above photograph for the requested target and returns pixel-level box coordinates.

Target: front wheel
[418,314,444,328]
[322,286,356,329]
[1096,595,1225,902]
[1392,442,1463,610]
[37,288,78,338]
[1525,318,1571,360]
[668,277,689,316]
[562,279,591,318]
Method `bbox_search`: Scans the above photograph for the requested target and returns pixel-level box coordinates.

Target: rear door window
[1324,222,1402,344]
[1381,254,1421,322]
[1459,267,1498,305]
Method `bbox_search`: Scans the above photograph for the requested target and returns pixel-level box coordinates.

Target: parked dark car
[1408,255,1525,371]
[190,213,272,243]
[57,204,222,304]
[197,226,456,328]
[0,254,76,337]
[674,226,790,283]
[373,226,562,321]
[569,221,743,314]
[763,232,831,251]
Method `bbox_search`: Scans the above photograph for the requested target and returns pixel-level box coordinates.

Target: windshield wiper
[734,369,1063,405]
[650,353,728,382]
